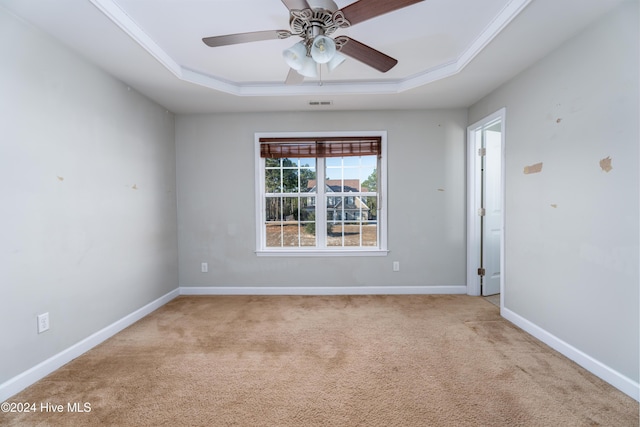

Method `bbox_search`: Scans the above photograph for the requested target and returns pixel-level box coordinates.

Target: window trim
[255,131,388,257]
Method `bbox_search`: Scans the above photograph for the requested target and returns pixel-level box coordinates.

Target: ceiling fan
[202,0,425,85]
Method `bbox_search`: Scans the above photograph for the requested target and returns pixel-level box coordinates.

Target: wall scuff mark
[132,184,138,190]
[599,156,613,172]
[550,204,558,208]
[56,176,64,181]
[523,162,543,174]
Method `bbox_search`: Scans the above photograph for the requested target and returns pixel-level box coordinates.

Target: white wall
[176,110,467,290]
[470,1,639,387]
[0,8,178,385]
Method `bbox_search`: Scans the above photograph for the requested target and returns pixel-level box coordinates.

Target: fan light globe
[298,56,319,78]
[282,42,307,70]
[327,52,346,72]
[310,35,336,64]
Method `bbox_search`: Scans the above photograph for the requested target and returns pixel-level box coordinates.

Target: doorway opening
[467,109,505,301]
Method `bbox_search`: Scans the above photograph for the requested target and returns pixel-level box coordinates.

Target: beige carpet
[2,295,638,426]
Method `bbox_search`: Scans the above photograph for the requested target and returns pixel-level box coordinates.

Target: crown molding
[90,0,532,97]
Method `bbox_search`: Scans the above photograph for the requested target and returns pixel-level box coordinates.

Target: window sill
[256,249,389,257]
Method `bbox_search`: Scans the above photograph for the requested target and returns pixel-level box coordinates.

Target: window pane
[282,169,299,193]
[344,181,359,192]
[265,169,281,193]
[265,197,282,222]
[281,157,299,167]
[265,222,283,247]
[363,222,378,246]
[359,155,377,167]
[327,196,343,222]
[300,196,315,221]
[361,170,377,192]
[300,160,316,193]
[325,157,342,168]
[326,221,341,247]
[301,159,316,168]
[325,181,340,193]
[342,222,362,247]
[265,158,280,168]
[326,157,342,188]
[300,221,316,246]
[282,221,300,247]
[360,165,377,193]
[361,195,377,221]
[343,196,358,220]
[280,197,298,220]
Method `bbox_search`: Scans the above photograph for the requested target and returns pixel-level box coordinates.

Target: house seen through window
[255,132,387,255]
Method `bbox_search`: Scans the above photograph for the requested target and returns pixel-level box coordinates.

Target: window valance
[259,136,381,158]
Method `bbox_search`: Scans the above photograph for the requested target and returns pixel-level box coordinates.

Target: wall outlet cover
[37,313,50,333]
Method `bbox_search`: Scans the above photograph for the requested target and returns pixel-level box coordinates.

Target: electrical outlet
[393,261,400,272]
[201,262,208,273]
[37,312,50,333]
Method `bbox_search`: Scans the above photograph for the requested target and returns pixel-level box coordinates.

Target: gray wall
[0,8,178,383]
[469,1,639,382]
[176,110,467,289]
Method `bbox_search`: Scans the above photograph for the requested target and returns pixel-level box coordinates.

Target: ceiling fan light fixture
[326,51,346,72]
[298,56,319,78]
[282,41,307,70]
[310,35,336,64]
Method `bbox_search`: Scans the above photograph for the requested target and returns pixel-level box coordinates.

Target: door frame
[466,108,506,298]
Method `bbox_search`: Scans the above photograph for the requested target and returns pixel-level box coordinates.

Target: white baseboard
[502,307,639,402]
[179,285,468,296]
[0,289,180,403]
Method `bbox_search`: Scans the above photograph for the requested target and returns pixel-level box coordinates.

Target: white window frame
[255,131,388,257]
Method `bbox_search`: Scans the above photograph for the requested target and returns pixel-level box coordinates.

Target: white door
[467,109,504,298]
[482,126,502,296]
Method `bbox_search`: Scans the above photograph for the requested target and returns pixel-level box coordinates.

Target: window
[255,132,387,256]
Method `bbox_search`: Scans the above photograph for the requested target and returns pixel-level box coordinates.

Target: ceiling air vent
[308,100,333,106]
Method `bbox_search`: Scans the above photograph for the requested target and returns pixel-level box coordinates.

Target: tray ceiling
[0,0,625,113]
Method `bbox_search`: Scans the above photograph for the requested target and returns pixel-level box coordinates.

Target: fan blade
[337,37,397,72]
[339,0,424,26]
[285,68,305,85]
[203,30,291,47]
[281,0,310,11]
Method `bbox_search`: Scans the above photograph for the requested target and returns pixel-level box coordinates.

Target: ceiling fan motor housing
[289,1,350,46]
[305,0,339,13]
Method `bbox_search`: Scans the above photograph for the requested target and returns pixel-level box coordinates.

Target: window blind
[259,136,381,158]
